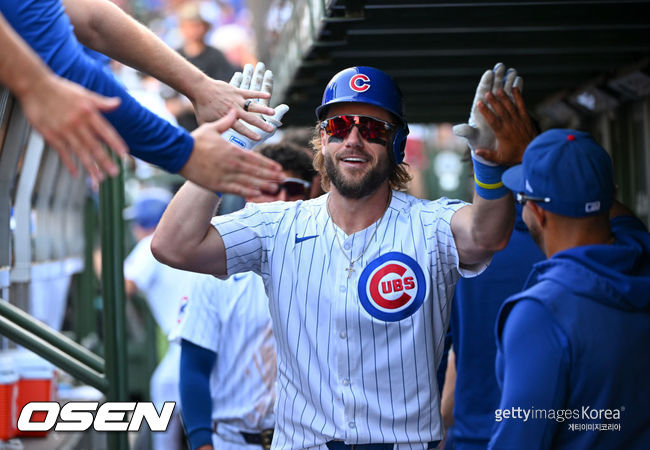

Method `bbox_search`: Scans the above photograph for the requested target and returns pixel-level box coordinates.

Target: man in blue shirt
[447,203,545,449]
[490,129,650,449]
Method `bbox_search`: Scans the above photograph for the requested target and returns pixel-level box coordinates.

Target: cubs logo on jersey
[358,252,426,321]
[349,73,371,92]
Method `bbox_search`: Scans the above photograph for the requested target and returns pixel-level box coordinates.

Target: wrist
[187,427,213,450]
[182,71,210,105]
[16,63,52,101]
[472,156,508,200]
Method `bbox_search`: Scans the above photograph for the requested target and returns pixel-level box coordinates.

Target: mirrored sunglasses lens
[357,117,388,140]
[326,116,354,138]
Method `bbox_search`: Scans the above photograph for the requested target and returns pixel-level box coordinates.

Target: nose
[344,125,363,147]
[276,188,288,202]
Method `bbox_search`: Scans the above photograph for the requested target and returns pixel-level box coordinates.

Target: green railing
[0,87,130,449]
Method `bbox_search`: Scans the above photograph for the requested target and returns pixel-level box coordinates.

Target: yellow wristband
[474,174,504,190]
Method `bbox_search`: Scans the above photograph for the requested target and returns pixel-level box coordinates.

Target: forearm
[452,193,514,267]
[0,12,52,99]
[470,192,514,251]
[151,181,224,274]
[63,0,207,101]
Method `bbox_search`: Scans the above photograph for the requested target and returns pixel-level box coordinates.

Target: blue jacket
[490,216,650,449]
[1,0,193,173]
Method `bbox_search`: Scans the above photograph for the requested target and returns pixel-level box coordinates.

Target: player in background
[174,142,314,450]
[153,64,530,449]
[123,188,200,450]
[491,128,650,448]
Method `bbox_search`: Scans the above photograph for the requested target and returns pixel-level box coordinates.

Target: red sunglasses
[320,115,394,142]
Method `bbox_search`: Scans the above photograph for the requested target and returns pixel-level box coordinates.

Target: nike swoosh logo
[295,234,318,244]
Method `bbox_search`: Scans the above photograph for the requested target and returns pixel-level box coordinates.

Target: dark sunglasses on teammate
[321,115,394,143]
[263,177,311,197]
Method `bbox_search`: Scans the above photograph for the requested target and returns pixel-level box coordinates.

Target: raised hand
[221,62,289,150]
[453,63,523,166]
[474,86,537,167]
[190,71,276,140]
[181,109,283,196]
[20,75,128,183]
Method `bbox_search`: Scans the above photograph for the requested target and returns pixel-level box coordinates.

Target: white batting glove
[222,62,289,149]
[453,62,523,166]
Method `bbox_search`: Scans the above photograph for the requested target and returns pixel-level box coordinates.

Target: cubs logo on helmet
[349,74,371,92]
[358,252,426,322]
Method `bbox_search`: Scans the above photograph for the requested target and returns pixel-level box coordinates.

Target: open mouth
[340,156,369,166]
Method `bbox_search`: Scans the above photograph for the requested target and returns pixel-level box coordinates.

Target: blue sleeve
[489,300,570,450]
[180,339,217,450]
[1,0,194,173]
[61,55,194,173]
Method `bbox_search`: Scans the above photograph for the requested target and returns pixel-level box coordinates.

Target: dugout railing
[0,87,130,450]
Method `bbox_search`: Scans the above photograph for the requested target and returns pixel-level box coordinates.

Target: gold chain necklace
[326,191,392,279]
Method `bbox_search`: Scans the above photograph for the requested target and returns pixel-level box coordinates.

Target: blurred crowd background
[107,0,473,207]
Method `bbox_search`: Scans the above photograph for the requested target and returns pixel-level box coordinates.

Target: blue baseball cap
[123,188,172,229]
[502,129,614,217]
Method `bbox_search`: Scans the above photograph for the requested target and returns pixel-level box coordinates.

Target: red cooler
[0,355,18,441]
[14,351,55,438]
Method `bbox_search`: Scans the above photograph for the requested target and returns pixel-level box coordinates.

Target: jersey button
[348,421,356,429]
[344,242,351,250]
[342,378,350,386]
[339,331,347,339]
[339,285,346,293]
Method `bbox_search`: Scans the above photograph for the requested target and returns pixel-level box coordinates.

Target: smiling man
[153,66,525,449]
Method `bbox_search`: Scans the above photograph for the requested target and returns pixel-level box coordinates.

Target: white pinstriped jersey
[172,272,276,448]
[211,191,486,449]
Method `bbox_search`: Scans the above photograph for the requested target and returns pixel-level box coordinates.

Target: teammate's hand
[474,86,537,166]
[221,62,289,149]
[190,67,276,140]
[19,74,128,184]
[452,62,523,166]
[181,109,283,197]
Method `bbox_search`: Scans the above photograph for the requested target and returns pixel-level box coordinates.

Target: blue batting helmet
[315,66,410,164]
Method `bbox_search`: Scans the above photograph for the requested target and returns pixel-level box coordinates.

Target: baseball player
[491,129,650,448]
[173,142,315,450]
[153,64,528,449]
[123,187,200,450]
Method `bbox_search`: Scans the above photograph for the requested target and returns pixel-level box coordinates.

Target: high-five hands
[184,109,283,197]
[453,62,536,167]
[221,62,289,150]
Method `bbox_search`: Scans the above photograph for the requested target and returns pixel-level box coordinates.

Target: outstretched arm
[153,110,282,276]
[0,11,127,183]
[62,0,275,139]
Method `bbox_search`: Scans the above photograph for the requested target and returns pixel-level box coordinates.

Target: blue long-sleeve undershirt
[180,339,217,450]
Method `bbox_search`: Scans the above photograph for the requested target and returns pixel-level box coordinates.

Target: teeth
[343,157,366,162]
